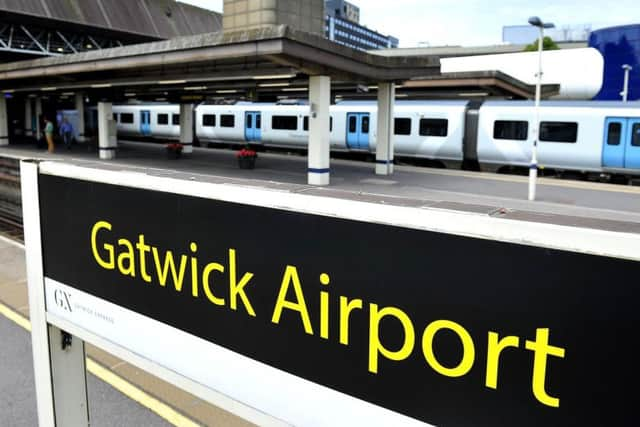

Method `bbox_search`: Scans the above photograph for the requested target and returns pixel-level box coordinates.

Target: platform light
[253,74,296,80]
[282,87,309,92]
[91,83,112,88]
[125,93,137,97]
[258,82,291,88]
[216,89,239,94]
[41,87,58,91]
[458,92,489,97]
[158,80,187,85]
[86,44,93,49]
[2,89,15,94]
[527,16,555,202]
[57,47,64,52]
[184,86,207,91]
[61,92,75,96]
[621,64,633,102]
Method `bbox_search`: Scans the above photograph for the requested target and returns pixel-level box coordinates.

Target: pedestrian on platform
[60,117,73,150]
[44,117,55,153]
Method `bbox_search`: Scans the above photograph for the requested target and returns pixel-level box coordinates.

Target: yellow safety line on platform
[0,300,31,331]
[0,300,201,427]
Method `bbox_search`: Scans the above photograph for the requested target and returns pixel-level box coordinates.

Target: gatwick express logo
[53,288,73,312]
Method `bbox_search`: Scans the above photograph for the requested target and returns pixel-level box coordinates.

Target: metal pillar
[308,75,331,186]
[0,97,8,146]
[376,82,395,175]
[75,93,86,142]
[35,97,43,140]
[25,98,33,137]
[98,102,116,160]
[180,104,194,154]
[21,161,89,427]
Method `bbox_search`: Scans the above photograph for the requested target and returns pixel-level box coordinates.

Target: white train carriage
[113,104,180,140]
[109,99,640,179]
[476,101,640,174]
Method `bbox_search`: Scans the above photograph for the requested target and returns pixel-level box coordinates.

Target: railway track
[0,158,23,243]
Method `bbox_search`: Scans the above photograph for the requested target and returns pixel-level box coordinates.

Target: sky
[178,0,639,47]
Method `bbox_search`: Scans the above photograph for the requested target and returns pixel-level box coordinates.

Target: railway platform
[2,139,640,231]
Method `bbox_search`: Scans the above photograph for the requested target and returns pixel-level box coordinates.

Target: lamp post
[621,64,632,102]
[527,16,554,202]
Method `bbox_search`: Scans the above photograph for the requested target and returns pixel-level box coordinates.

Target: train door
[626,119,640,169]
[602,117,640,170]
[140,110,151,136]
[245,111,261,142]
[346,113,370,150]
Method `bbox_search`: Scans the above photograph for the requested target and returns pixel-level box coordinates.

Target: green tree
[524,36,560,51]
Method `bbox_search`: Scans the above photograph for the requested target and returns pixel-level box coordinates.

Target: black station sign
[39,174,639,426]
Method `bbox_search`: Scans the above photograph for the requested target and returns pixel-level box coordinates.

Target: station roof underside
[403,71,560,99]
[0,25,441,97]
[0,0,222,42]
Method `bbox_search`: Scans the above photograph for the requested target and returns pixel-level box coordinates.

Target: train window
[220,115,235,128]
[246,114,252,128]
[362,116,369,134]
[394,118,412,135]
[540,122,578,143]
[420,119,449,137]
[172,114,180,126]
[303,116,333,131]
[120,113,134,124]
[632,123,640,147]
[348,116,357,133]
[157,114,169,125]
[202,114,216,127]
[493,120,528,140]
[256,114,261,128]
[272,115,298,130]
[607,122,621,146]
[112,113,118,122]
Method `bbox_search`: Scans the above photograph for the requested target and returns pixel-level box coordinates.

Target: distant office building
[325,0,399,50]
[325,0,360,23]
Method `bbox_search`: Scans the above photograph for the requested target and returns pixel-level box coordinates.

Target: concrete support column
[75,93,86,142]
[25,98,33,137]
[0,97,8,146]
[308,75,331,186]
[375,82,396,176]
[98,102,116,160]
[179,104,194,154]
[35,97,43,140]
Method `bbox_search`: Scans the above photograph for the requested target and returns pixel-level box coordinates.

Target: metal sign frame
[21,159,640,427]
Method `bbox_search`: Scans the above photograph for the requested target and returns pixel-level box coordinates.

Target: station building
[590,24,640,101]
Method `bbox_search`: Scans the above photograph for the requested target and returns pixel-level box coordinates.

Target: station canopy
[0,25,441,102]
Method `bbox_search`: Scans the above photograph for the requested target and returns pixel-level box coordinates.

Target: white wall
[441,48,604,99]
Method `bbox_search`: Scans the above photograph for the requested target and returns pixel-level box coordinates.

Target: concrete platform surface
[0,236,255,427]
[2,140,640,232]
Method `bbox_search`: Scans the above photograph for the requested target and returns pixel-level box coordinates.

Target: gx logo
[53,289,72,312]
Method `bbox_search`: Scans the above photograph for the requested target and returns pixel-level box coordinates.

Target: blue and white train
[111,100,640,179]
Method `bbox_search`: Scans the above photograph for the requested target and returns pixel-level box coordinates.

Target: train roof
[482,100,640,109]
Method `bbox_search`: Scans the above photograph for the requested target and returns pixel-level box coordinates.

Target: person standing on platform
[44,117,55,153]
[59,117,73,150]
